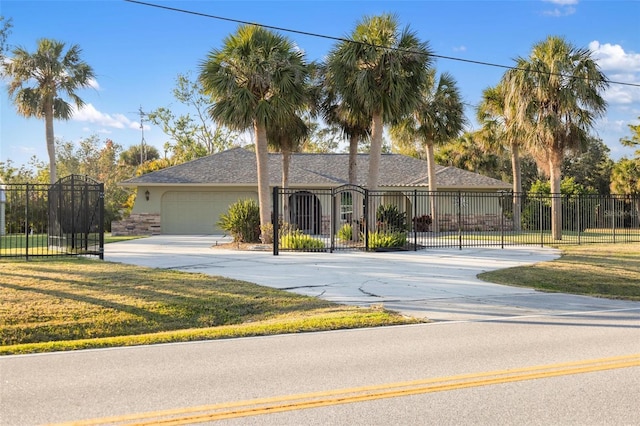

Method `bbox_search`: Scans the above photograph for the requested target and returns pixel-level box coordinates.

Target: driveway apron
[104,235,640,322]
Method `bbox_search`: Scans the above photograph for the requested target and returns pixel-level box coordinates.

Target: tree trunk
[549,156,563,240]
[511,142,522,232]
[45,104,57,184]
[282,148,290,223]
[426,142,439,233]
[254,120,271,241]
[348,133,358,185]
[367,111,383,191]
[347,135,362,242]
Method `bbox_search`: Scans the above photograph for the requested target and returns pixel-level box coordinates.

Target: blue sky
[2,0,639,169]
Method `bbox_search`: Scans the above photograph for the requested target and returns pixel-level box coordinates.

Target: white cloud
[543,0,578,5]
[589,41,640,72]
[542,7,576,17]
[72,103,133,129]
[542,0,577,16]
[589,41,640,106]
[453,45,467,52]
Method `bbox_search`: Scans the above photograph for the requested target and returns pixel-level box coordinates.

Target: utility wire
[124,0,640,89]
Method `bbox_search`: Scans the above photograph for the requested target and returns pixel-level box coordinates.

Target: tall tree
[326,14,433,190]
[147,73,238,162]
[477,81,527,229]
[435,131,504,179]
[507,36,608,239]
[562,137,613,195]
[319,63,370,185]
[611,117,640,220]
[0,15,12,60]
[3,38,95,184]
[199,25,309,238]
[390,71,466,231]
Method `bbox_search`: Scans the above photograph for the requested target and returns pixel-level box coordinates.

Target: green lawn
[478,243,640,300]
[0,233,142,256]
[0,257,417,355]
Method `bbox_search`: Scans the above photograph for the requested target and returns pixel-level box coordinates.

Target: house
[114,148,511,235]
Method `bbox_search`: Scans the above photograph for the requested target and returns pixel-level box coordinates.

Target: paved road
[2,312,639,425]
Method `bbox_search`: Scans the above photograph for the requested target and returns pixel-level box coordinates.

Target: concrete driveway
[104,235,640,322]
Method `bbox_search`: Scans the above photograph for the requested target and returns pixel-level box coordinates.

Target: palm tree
[199,25,309,237]
[611,158,640,222]
[319,63,371,185]
[326,14,433,190]
[390,71,466,232]
[3,38,95,184]
[477,82,527,230]
[507,36,608,240]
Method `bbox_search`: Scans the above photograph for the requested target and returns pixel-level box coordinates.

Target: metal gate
[0,175,104,259]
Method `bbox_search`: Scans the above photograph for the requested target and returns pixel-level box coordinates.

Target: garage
[161,191,257,234]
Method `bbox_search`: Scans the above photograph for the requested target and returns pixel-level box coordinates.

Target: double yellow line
[55,353,640,425]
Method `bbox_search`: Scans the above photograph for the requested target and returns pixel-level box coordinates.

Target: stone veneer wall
[437,213,513,232]
[111,213,161,236]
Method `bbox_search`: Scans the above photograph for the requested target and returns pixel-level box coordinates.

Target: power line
[123,0,640,89]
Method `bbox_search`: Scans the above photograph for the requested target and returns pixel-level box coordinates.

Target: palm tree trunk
[348,135,362,242]
[549,157,562,240]
[45,105,57,184]
[348,134,358,185]
[254,120,271,242]
[367,112,383,190]
[511,142,522,231]
[282,148,291,223]
[426,142,439,233]
[366,112,384,236]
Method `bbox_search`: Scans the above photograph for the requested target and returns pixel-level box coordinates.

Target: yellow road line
[52,353,640,426]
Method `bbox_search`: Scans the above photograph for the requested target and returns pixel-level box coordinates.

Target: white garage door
[161,191,257,234]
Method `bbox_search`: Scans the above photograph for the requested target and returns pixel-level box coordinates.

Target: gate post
[364,188,369,251]
[99,183,105,260]
[25,184,30,260]
[458,191,463,250]
[272,186,279,256]
[330,187,336,253]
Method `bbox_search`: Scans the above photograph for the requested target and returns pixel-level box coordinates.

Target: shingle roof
[121,147,510,189]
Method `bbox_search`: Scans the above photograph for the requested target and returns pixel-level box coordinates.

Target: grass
[0,258,418,355]
[0,233,141,255]
[478,243,640,300]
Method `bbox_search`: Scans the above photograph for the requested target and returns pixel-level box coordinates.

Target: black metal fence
[272,185,640,254]
[0,175,104,259]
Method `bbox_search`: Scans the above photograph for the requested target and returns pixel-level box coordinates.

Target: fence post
[25,184,30,260]
[330,187,335,253]
[413,189,417,251]
[612,197,617,244]
[577,196,581,245]
[458,191,462,250]
[364,188,369,251]
[501,194,505,249]
[539,194,544,247]
[272,186,279,256]
[99,183,105,260]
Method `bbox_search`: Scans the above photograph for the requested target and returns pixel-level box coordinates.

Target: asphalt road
[2,310,639,425]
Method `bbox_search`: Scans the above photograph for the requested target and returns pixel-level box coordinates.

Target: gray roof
[122,147,511,189]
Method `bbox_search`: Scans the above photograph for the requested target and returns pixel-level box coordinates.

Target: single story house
[114,147,511,235]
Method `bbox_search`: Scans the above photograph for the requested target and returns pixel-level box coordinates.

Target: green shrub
[217,199,261,243]
[367,231,407,250]
[337,223,353,242]
[281,231,325,251]
[376,204,407,233]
